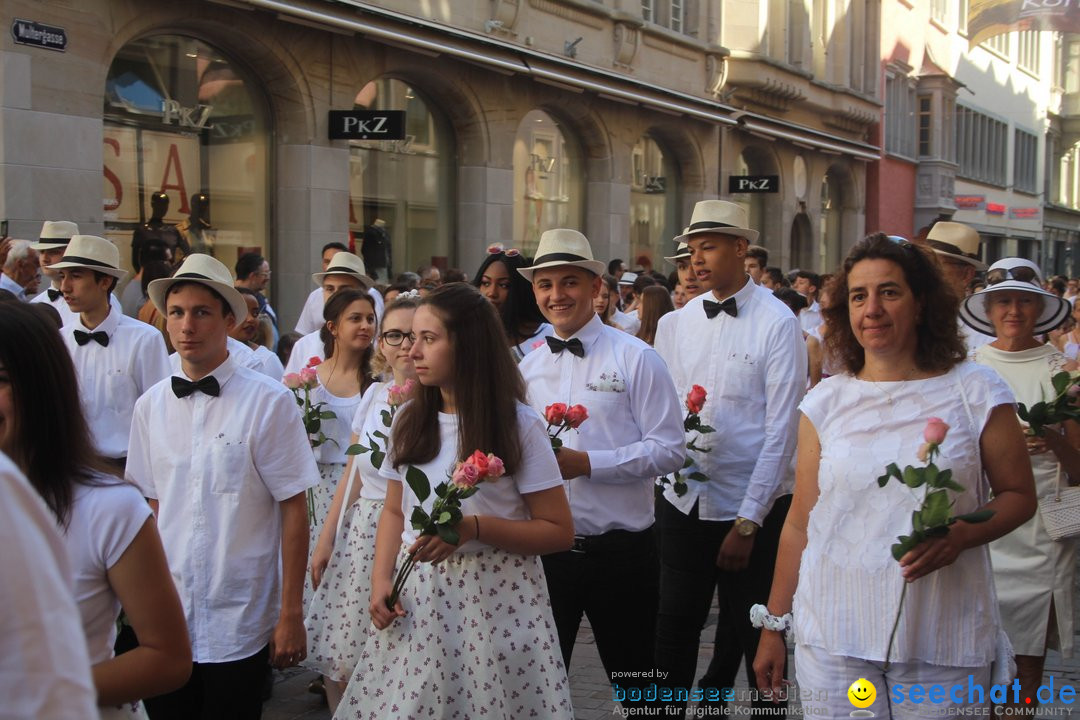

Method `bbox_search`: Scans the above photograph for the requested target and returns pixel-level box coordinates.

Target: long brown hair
[391,283,526,474]
[635,285,675,345]
[823,233,965,375]
[320,288,376,395]
[0,303,118,526]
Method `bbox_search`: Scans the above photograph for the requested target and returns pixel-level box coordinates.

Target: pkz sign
[728,175,779,193]
[11,19,67,52]
[328,111,406,140]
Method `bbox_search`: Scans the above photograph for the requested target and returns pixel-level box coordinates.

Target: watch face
[737,524,754,537]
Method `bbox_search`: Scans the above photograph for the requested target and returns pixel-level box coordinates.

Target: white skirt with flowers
[333,546,574,720]
[303,496,383,682]
[304,462,345,607]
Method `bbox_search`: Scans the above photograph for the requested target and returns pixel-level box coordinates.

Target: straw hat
[49,235,127,279]
[312,251,368,285]
[926,221,987,271]
[31,221,79,250]
[517,229,606,281]
[148,254,248,322]
[960,257,1069,336]
[674,200,759,244]
[664,241,691,263]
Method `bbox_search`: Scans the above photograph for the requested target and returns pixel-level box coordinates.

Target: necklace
[862,366,917,405]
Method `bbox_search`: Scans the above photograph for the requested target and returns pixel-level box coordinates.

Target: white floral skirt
[333,546,574,720]
[304,496,383,682]
[99,701,149,720]
[305,462,345,607]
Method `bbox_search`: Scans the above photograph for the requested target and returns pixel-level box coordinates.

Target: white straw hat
[312,251,368,286]
[664,241,691,263]
[674,201,759,244]
[50,235,127,279]
[960,257,1069,336]
[926,221,988,271]
[518,229,606,281]
[31,221,80,250]
[148,254,248,322]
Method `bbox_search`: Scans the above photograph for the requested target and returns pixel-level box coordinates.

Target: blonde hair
[370,293,421,379]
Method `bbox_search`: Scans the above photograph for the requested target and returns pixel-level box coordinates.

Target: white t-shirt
[311,382,365,465]
[350,380,394,501]
[0,452,97,718]
[296,286,385,335]
[283,330,324,376]
[64,480,153,664]
[380,403,564,553]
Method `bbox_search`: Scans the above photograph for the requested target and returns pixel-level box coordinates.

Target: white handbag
[1038,464,1080,541]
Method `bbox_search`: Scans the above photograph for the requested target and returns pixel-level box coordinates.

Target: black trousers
[542,527,659,693]
[143,645,269,720]
[654,495,790,715]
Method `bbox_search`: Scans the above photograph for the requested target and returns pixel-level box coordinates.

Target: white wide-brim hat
[926,221,988,271]
[618,272,638,287]
[148,254,248,322]
[31,220,80,250]
[675,200,759,244]
[518,228,606,281]
[50,235,128,279]
[312,251,368,285]
[960,257,1069,336]
[664,241,690,263]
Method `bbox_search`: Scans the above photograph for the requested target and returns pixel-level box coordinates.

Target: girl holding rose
[753,234,1036,717]
[304,291,419,711]
[334,282,575,719]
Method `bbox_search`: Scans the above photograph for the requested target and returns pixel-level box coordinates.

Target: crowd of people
[0,199,1076,720]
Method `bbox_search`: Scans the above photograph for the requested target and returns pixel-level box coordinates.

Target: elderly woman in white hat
[962,257,1080,708]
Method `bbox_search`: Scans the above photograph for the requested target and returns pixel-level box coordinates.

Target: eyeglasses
[487,243,521,258]
[381,330,416,346]
[986,266,1039,286]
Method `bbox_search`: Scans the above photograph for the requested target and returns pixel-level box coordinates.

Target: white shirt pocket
[207,439,251,495]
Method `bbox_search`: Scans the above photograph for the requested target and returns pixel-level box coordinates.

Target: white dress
[304,381,391,682]
[976,343,1078,657]
[794,363,1014,667]
[334,404,574,719]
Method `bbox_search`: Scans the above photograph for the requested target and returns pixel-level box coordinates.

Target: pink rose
[486,454,505,479]
[307,356,322,368]
[299,367,318,388]
[923,417,949,446]
[545,403,567,426]
[283,373,302,390]
[454,462,480,488]
[468,450,490,476]
[686,385,707,415]
[565,404,589,430]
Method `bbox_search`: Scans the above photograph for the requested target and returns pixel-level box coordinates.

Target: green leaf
[877,473,891,488]
[436,524,460,545]
[381,410,392,427]
[437,511,451,524]
[405,465,431,502]
[305,418,321,434]
[550,437,563,451]
[371,450,384,469]
[685,415,700,432]
[435,483,447,499]
[345,443,367,456]
[953,509,995,524]
[1017,402,1031,422]
[687,440,711,454]
[902,466,923,488]
[1052,370,1072,397]
[922,489,952,528]
[373,430,388,441]
[294,396,304,407]
[924,464,939,485]
[410,506,430,531]
[681,457,693,469]
[687,472,709,483]
[674,481,688,497]
[937,474,965,493]
[885,463,901,480]
[912,509,924,533]
[319,410,336,420]
[696,424,716,433]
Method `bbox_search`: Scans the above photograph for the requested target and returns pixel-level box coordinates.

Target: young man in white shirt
[31,221,80,314]
[52,235,169,467]
[517,229,685,705]
[127,254,319,719]
[296,243,384,336]
[793,269,822,334]
[653,201,806,715]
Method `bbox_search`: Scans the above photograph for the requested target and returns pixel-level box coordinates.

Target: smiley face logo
[847,678,877,709]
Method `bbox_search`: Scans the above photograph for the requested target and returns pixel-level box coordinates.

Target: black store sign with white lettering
[11,19,67,51]
[728,175,779,193]
[328,111,406,140]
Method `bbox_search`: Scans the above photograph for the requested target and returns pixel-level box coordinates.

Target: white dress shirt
[518,313,685,535]
[0,452,97,719]
[799,300,822,335]
[656,277,806,525]
[283,330,324,376]
[62,307,170,459]
[0,272,31,300]
[126,354,320,663]
[295,286,385,335]
[170,338,283,381]
[612,308,640,334]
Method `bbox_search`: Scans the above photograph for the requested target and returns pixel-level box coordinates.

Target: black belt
[569,527,651,555]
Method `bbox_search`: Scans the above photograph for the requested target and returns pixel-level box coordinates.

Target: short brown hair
[823,233,965,375]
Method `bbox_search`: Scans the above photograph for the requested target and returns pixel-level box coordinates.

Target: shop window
[349,79,453,280]
[512,110,583,258]
[630,135,678,274]
[104,35,268,275]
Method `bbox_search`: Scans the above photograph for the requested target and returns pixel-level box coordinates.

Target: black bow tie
[48,288,61,302]
[703,298,738,319]
[73,330,109,347]
[546,336,585,358]
[172,375,221,399]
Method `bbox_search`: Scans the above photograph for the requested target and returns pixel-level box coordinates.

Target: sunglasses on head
[486,243,520,258]
[986,266,1039,285]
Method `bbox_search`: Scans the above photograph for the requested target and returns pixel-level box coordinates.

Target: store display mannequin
[131,192,186,271]
[361,218,392,282]
[177,192,215,257]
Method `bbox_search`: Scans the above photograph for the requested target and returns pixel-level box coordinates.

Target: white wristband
[750,604,792,633]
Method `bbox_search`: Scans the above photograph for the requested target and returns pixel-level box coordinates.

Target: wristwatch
[734,517,759,537]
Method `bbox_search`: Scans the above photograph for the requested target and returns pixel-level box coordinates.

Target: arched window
[104,35,269,273]
[630,135,678,274]
[512,110,583,257]
[349,79,454,280]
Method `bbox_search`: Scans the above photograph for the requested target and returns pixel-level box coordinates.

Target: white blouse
[311,382,365,466]
[794,362,1014,667]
